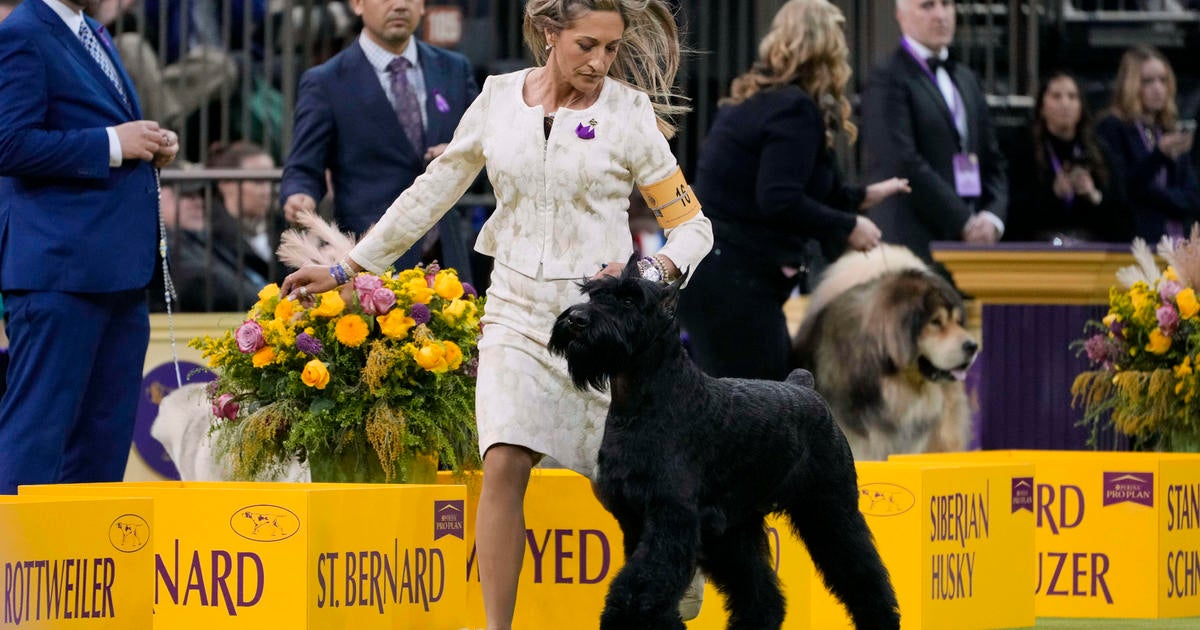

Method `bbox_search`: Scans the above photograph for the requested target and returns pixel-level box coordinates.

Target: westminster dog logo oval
[230,505,300,542]
[109,514,151,552]
[858,483,917,517]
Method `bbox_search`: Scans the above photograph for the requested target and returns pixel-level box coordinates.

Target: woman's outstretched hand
[861,177,911,210]
[281,264,340,302]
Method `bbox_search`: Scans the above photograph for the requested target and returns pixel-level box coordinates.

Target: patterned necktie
[77,22,129,108]
[387,57,425,152]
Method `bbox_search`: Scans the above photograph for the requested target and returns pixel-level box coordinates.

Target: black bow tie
[926,56,951,73]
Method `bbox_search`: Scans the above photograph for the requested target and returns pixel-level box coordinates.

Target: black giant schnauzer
[548,262,899,630]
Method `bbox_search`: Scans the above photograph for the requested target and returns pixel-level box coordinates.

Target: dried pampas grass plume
[1115,238,1161,289]
[1159,224,1200,290]
[275,210,357,269]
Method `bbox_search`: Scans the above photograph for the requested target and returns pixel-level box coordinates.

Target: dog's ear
[660,278,683,318]
[621,253,641,281]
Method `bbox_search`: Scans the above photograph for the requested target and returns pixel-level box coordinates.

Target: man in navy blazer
[862,0,1007,273]
[281,0,478,281]
[0,0,179,493]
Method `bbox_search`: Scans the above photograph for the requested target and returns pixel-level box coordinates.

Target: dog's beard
[548,310,633,392]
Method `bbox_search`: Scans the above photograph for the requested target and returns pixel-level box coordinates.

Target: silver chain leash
[155,167,183,388]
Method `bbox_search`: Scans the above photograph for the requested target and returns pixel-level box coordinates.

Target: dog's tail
[784,414,900,629]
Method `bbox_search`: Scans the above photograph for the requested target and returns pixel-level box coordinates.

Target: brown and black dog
[792,245,978,461]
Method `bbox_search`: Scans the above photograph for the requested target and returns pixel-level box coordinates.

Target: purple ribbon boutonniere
[97,24,116,53]
[433,91,450,114]
[576,118,597,140]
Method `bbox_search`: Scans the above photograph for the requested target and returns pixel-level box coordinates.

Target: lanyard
[1045,140,1077,207]
[901,39,965,137]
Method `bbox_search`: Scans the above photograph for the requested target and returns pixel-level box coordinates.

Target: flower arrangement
[1072,230,1200,452]
[190,262,484,482]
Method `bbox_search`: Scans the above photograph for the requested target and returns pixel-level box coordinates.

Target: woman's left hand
[281,264,339,303]
[861,177,912,210]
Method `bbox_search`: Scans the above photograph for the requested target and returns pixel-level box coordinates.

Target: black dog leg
[701,523,785,630]
[600,507,698,630]
[785,459,900,628]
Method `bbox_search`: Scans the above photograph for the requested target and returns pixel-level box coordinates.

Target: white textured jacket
[349,68,713,280]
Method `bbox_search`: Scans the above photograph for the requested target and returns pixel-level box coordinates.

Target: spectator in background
[280,0,477,283]
[676,0,907,380]
[206,141,282,293]
[139,0,265,65]
[862,0,1007,281]
[0,0,21,23]
[154,163,263,311]
[93,0,237,129]
[1097,45,1200,242]
[1005,71,1133,243]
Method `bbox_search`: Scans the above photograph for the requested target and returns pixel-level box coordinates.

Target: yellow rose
[1165,267,1180,282]
[443,340,463,370]
[442,299,477,326]
[1178,288,1200,320]
[378,310,416,339]
[301,359,331,389]
[310,291,346,318]
[1102,313,1120,328]
[1146,328,1172,354]
[274,297,296,322]
[334,314,369,347]
[258,283,281,301]
[252,347,275,368]
[433,270,464,300]
[403,278,435,304]
[414,343,449,372]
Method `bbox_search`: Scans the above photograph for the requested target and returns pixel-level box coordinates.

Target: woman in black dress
[677,0,909,379]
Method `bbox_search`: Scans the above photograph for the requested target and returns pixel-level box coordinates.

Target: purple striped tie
[387,57,425,152]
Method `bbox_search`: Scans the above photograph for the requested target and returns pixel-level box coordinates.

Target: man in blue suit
[0,0,179,493]
[280,0,478,282]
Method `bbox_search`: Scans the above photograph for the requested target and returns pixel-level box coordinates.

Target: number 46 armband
[638,167,701,229]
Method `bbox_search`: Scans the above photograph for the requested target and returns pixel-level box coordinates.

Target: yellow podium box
[1,495,155,629]
[892,450,1200,619]
[808,461,1036,630]
[19,481,466,629]
[438,469,818,630]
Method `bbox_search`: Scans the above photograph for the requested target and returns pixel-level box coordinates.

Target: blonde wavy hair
[523,0,689,138]
[724,0,855,146]
[1110,45,1179,129]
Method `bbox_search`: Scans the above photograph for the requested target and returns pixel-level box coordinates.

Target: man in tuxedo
[0,0,178,493]
[862,0,1007,272]
[280,0,477,281]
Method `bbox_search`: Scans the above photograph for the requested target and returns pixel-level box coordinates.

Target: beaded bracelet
[329,263,348,285]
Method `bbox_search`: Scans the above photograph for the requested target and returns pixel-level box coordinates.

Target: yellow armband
[638,167,701,230]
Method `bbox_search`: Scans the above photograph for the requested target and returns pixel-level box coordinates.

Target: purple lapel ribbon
[433,91,450,114]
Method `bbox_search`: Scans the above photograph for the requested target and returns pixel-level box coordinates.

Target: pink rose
[361,287,397,316]
[212,393,239,420]
[235,320,265,353]
[353,274,382,299]
[1158,305,1180,336]
[1161,280,1184,303]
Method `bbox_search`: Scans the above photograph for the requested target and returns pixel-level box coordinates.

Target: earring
[545,43,553,51]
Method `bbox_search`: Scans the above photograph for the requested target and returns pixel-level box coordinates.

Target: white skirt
[474,262,609,478]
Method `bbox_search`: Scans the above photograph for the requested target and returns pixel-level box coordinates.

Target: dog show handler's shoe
[678,569,705,621]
